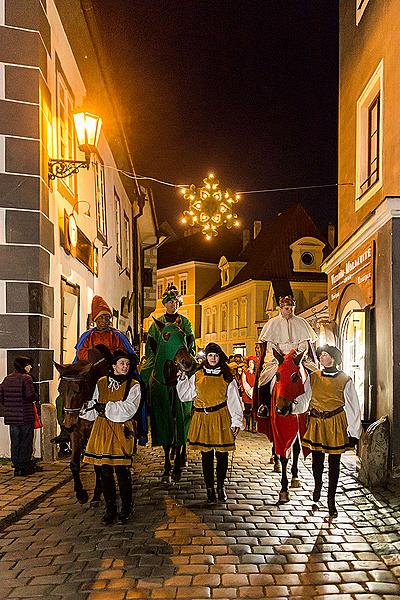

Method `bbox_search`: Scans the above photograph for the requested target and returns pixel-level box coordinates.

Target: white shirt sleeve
[227,380,244,430]
[291,376,312,414]
[176,374,196,402]
[241,371,253,399]
[343,378,363,438]
[80,384,99,421]
[104,382,141,423]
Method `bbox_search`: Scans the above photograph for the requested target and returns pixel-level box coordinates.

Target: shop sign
[328,240,374,319]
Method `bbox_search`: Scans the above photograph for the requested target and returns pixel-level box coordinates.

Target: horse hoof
[161,474,171,483]
[90,500,101,508]
[273,463,281,473]
[269,456,275,464]
[290,478,301,488]
[171,471,181,482]
[77,491,89,504]
[277,491,290,504]
[311,502,319,511]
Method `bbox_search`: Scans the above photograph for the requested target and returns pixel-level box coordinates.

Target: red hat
[91,295,112,322]
[279,295,296,307]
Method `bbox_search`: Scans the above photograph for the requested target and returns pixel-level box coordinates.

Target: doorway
[341,305,366,418]
[61,279,80,364]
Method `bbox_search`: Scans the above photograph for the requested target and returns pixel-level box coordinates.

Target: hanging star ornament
[180,173,240,240]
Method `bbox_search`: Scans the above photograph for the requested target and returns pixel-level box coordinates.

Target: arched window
[232,299,239,329]
[221,303,227,332]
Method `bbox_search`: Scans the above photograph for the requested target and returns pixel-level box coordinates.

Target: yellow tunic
[302,371,351,454]
[188,370,235,452]
[83,377,137,466]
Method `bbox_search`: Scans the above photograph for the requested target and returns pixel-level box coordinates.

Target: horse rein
[60,357,107,414]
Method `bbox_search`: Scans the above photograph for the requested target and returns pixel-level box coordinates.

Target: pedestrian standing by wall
[80,350,141,524]
[177,343,244,504]
[293,344,363,517]
[0,356,37,476]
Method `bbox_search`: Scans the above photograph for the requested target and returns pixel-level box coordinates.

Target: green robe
[141,313,196,446]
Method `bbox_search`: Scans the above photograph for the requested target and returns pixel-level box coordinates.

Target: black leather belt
[195,401,227,414]
[310,407,344,419]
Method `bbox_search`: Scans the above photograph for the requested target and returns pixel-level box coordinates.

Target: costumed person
[52,295,147,451]
[228,354,247,391]
[80,350,141,524]
[241,356,258,432]
[254,295,318,440]
[140,283,196,481]
[0,356,38,476]
[176,343,244,504]
[293,344,363,518]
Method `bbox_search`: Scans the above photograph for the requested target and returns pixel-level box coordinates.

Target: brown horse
[54,351,108,504]
[270,348,308,504]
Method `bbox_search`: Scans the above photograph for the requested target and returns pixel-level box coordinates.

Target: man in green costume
[141,284,196,481]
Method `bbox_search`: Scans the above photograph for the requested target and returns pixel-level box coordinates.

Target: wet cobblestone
[1,432,400,598]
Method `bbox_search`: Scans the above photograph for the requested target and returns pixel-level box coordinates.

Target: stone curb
[0,462,73,533]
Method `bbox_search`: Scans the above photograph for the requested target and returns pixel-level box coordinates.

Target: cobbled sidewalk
[1,432,400,599]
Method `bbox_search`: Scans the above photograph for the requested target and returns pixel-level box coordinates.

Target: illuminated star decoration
[180,173,240,240]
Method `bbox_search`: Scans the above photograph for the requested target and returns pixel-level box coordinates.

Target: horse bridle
[60,357,106,414]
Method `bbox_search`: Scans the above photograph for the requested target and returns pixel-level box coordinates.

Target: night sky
[93,1,338,236]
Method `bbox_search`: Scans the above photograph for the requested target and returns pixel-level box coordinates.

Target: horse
[269,348,308,503]
[148,317,196,482]
[54,350,108,504]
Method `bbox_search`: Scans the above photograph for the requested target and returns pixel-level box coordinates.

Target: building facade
[324,0,400,476]
[0,0,158,455]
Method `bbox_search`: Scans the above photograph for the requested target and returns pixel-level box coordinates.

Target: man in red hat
[75,295,134,361]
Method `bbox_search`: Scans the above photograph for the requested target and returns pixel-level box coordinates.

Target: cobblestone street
[1,432,400,599]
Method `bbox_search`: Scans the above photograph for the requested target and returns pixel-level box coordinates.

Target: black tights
[101,465,132,513]
[201,450,228,488]
[312,451,341,511]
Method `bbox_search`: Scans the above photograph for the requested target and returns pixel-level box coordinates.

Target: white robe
[258,314,318,386]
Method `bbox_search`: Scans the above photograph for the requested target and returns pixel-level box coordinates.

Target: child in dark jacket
[0,356,37,476]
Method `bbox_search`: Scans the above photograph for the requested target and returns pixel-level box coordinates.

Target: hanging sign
[328,239,374,319]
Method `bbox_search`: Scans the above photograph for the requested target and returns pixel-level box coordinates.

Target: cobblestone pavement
[1,432,400,599]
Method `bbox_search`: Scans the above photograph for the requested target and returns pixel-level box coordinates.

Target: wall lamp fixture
[48,112,102,180]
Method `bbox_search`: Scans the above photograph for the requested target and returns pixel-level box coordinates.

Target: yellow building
[200,204,330,356]
[323,0,400,477]
[143,229,242,345]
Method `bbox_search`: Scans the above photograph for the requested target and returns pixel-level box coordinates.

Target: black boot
[101,466,117,525]
[116,466,133,523]
[206,487,217,504]
[217,484,228,502]
[312,483,322,503]
[328,495,338,518]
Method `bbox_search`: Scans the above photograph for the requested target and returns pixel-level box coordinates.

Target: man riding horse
[53,295,146,450]
[254,295,318,468]
[140,283,196,481]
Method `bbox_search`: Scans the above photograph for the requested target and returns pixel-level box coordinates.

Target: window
[115,192,122,264]
[206,308,212,334]
[157,281,164,299]
[290,237,325,272]
[232,299,239,329]
[94,159,107,242]
[356,0,370,25]
[221,303,227,332]
[166,277,174,287]
[356,60,383,209]
[211,307,217,333]
[124,213,131,276]
[179,276,187,296]
[57,71,75,193]
[240,297,247,328]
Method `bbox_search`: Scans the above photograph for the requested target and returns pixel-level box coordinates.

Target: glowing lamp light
[73,112,102,156]
[179,173,241,239]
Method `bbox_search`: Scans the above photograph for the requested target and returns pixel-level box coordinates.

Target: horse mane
[62,360,91,377]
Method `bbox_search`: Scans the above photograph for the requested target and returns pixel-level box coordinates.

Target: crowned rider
[254,295,318,441]
[140,283,196,481]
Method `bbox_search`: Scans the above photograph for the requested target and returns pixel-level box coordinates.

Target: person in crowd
[53,294,146,451]
[0,356,38,476]
[80,350,141,524]
[241,356,258,432]
[293,344,363,518]
[177,343,244,504]
[228,354,247,392]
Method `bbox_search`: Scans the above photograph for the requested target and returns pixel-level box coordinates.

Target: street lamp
[48,111,102,180]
